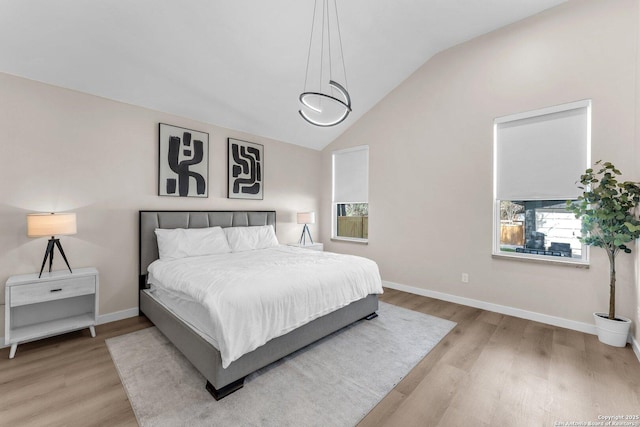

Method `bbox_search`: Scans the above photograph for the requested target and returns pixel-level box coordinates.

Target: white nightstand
[4,267,98,359]
[287,242,324,251]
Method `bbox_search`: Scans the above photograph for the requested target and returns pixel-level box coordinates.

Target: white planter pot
[593,312,631,347]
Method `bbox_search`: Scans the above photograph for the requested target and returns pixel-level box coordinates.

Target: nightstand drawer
[10,276,95,307]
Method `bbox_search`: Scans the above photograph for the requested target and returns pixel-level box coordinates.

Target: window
[332,146,369,242]
[493,100,591,264]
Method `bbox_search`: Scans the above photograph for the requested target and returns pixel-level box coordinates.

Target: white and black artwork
[228,138,263,200]
[159,123,208,198]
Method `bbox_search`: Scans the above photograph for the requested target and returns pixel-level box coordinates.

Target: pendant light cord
[304,0,346,95]
[320,0,326,95]
[333,0,348,91]
[326,0,332,91]
[303,0,319,92]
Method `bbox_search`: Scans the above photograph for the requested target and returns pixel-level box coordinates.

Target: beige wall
[0,72,321,338]
[321,0,640,336]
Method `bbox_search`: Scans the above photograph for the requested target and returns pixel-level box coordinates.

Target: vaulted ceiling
[0,0,566,150]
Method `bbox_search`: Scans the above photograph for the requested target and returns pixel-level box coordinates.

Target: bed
[139,210,381,400]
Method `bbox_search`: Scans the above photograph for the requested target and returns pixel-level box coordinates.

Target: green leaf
[624,222,640,232]
[571,159,640,317]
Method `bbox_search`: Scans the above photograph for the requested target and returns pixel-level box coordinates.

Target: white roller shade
[333,146,369,203]
[495,100,590,201]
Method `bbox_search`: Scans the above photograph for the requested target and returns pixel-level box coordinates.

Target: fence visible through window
[336,203,368,239]
[498,200,582,259]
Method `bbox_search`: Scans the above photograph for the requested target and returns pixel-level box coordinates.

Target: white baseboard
[383,280,599,335]
[384,281,640,359]
[632,336,640,364]
[97,307,139,325]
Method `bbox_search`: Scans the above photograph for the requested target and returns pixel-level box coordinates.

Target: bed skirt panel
[140,290,379,390]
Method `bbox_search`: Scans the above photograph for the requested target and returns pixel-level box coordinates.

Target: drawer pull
[50,288,63,293]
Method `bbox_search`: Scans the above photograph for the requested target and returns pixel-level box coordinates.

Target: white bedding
[146,285,221,348]
[147,245,383,368]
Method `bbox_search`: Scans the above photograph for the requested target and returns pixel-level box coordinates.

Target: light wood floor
[1,288,639,426]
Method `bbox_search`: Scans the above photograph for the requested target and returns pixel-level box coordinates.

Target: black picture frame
[227,138,264,200]
[158,123,209,198]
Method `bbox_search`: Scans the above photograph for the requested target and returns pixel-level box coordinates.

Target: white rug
[106,302,455,427]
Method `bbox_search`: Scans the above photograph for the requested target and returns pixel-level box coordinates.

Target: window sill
[331,237,368,244]
[492,253,589,268]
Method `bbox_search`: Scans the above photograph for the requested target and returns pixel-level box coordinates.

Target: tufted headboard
[138,210,276,288]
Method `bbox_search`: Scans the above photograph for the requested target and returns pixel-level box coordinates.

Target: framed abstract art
[158,123,209,198]
[228,138,263,200]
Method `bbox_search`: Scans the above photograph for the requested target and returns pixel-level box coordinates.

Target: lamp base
[298,224,314,246]
[39,237,72,278]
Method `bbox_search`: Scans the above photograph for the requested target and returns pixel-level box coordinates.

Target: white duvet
[147,245,383,368]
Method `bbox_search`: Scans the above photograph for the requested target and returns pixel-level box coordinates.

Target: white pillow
[155,227,232,260]
[223,225,279,252]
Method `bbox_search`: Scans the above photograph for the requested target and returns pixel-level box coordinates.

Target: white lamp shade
[297,212,316,224]
[27,213,77,237]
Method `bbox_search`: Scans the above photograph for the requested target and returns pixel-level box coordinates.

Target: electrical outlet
[461,273,469,283]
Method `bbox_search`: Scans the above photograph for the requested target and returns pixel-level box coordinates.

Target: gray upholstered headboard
[139,210,276,287]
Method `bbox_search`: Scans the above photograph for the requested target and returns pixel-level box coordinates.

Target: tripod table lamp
[27,212,77,278]
[297,211,316,245]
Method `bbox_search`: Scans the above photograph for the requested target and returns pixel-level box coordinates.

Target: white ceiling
[0,0,566,150]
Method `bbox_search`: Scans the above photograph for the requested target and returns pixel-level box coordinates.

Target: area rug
[106,302,456,427]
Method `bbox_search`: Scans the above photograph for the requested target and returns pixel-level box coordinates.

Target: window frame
[492,100,591,266]
[331,146,369,243]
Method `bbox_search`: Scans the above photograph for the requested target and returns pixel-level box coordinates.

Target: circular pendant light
[298,0,352,127]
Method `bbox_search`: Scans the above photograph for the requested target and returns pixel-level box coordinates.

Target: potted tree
[567,161,640,347]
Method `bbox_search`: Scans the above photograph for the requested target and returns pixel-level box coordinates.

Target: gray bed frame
[139,210,379,400]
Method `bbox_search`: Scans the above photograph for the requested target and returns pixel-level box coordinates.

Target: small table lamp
[27,212,77,278]
[297,212,316,245]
